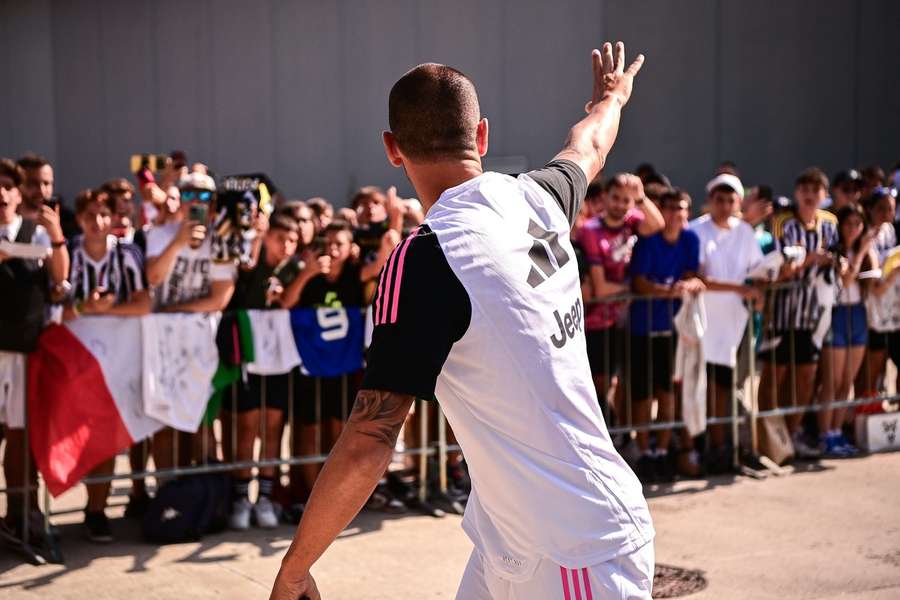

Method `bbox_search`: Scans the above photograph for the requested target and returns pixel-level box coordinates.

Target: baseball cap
[832,169,862,188]
[706,173,744,199]
[178,172,216,192]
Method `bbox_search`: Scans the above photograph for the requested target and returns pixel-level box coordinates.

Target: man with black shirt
[271,41,652,600]
[0,158,69,550]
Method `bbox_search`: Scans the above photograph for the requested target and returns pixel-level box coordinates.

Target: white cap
[178,172,216,192]
[706,173,744,199]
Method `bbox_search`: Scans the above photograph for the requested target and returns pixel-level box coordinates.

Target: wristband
[51,239,66,248]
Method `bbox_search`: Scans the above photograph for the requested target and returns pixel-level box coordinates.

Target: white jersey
[363,161,653,582]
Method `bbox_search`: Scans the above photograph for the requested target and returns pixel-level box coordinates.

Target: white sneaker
[229,497,252,530]
[253,496,279,529]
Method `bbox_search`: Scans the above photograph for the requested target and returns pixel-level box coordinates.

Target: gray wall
[1,0,898,207]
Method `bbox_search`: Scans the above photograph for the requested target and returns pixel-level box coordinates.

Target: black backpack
[142,471,232,544]
[0,219,49,353]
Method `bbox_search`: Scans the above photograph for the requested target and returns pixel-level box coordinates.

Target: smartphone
[43,197,60,211]
[189,204,208,223]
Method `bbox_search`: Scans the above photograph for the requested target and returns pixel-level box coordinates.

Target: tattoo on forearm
[348,389,414,448]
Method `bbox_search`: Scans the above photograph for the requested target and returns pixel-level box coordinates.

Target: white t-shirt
[145,221,237,309]
[690,214,763,367]
[867,223,900,332]
[0,215,52,248]
[363,161,653,581]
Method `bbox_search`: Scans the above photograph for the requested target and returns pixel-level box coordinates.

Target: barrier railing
[2,282,899,565]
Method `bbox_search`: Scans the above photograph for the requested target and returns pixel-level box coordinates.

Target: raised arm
[269,389,415,599]
[554,41,645,183]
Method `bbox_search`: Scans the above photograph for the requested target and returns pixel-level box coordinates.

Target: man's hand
[37,204,65,244]
[586,41,645,112]
[270,569,319,600]
[622,173,645,204]
[302,251,331,278]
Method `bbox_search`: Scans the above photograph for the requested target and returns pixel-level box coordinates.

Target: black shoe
[84,511,113,543]
[125,492,150,520]
[655,453,676,483]
[635,455,657,484]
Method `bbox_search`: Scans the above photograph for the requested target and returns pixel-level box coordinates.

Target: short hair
[659,188,691,209]
[74,189,114,215]
[0,158,25,187]
[604,173,631,193]
[795,167,829,190]
[307,197,333,216]
[644,182,672,204]
[324,219,353,236]
[101,178,134,195]
[586,181,604,199]
[269,213,299,234]
[861,165,886,185]
[16,153,50,172]
[388,63,480,161]
[642,171,671,188]
[351,186,384,210]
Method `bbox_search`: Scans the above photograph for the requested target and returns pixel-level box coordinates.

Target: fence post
[418,400,428,502]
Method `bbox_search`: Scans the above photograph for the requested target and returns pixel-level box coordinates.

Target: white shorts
[456,542,654,600]
[0,351,26,429]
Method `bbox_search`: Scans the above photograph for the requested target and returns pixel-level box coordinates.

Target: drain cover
[653,564,708,598]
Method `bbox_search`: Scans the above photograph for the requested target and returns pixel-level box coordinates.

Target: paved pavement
[1,452,898,599]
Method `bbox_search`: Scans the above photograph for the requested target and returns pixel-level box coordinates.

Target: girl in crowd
[818,204,876,456]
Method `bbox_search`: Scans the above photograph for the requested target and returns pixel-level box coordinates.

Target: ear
[382,131,404,167]
[476,118,489,157]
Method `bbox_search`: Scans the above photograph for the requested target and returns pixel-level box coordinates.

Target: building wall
[1,0,898,205]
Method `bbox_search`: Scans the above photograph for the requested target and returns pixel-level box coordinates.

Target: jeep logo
[550,297,583,349]
[526,219,570,287]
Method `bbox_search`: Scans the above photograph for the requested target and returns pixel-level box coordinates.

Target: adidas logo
[526,220,570,287]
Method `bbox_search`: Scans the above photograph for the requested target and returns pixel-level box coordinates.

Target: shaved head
[388,63,481,162]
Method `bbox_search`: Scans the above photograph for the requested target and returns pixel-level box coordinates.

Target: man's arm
[270,389,415,600]
[554,42,644,184]
[161,279,235,313]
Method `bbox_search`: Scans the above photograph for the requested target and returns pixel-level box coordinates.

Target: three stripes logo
[526,219,570,287]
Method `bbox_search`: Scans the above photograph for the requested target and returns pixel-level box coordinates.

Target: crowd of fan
[1,151,898,550]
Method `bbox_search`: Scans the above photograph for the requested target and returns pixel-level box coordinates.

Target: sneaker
[281,502,305,525]
[367,480,407,513]
[124,492,150,520]
[792,432,822,459]
[84,511,113,544]
[635,454,656,484]
[252,497,279,529]
[229,497,252,531]
[655,452,675,483]
[676,449,704,478]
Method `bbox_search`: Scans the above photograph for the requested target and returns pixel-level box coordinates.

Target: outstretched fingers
[615,41,625,73]
[625,53,645,77]
[601,42,614,74]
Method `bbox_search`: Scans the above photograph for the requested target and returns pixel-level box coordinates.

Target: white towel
[245,309,302,375]
[674,294,708,437]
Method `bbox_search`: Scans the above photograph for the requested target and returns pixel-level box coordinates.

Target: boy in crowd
[280,220,398,514]
[758,168,838,458]
[0,158,69,549]
[223,213,303,530]
[578,173,663,418]
[629,188,704,483]
[825,169,863,213]
[143,172,238,475]
[689,174,764,473]
[100,178,143,249]
[62,189,150,542]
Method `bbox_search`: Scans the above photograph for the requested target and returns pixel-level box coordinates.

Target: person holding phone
[144,172,238,473]
[62,188,151,542]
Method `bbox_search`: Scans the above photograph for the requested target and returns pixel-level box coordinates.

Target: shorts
[0,351,26,429]
[294,371,361,426]
[706,363,734,389]
[868,329,890,351]
[627,334,676,401]
[826,303,867,348]
[759,329,820,365]
[223,372,291,413]
[456,543,654,600]
[585,327,625,376]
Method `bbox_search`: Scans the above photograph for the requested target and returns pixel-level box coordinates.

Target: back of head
[388,63,480,162]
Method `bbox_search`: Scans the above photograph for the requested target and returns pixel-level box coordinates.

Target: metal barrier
[2,282,900,565]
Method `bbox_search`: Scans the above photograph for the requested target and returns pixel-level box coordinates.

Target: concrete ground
[0,452,898,599]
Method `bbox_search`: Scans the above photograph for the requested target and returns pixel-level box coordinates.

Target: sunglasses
[180,189,213,202]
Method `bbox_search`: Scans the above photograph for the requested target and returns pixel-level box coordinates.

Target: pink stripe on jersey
[387,227,420,324]
[373,250,392,325]
[581,568,593,600]
[377,244,401,325]
[571,569,583,600]
[560,566,572,600]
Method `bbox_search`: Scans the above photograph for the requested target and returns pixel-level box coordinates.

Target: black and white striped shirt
[68,235,146,304]
[771,209,838,331]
